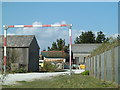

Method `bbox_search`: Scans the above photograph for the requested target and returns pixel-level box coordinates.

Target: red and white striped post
[3,24,72,75]
[3,25,7,74]
[69,25,72,75]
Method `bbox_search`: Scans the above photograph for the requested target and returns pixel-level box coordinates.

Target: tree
[48,47,51,51]
[64,45,69,53]
[57,38,65,50]
[43,49,46,51]
[47,38,67,51]
[51,42,57,50]
[74,36,80,44]
[95,31,106,43]
[74,31,95,44]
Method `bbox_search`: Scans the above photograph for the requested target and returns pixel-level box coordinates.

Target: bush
[11,68,27,73]
[81,70,89,75]
[16,68,27,73]
[41,61,57,72]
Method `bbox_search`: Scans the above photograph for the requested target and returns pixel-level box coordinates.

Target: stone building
[0,35,40,72]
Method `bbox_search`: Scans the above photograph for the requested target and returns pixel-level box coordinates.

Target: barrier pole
[3,25,7,74]
[69,25,72,75]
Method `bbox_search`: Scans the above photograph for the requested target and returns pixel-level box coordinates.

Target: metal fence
[85,46,120,86]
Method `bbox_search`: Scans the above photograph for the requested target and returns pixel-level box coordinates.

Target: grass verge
[2,74,116,88]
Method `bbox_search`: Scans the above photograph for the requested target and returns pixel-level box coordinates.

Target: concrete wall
[85,46,120,86]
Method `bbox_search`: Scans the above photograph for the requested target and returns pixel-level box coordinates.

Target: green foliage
[74,31,107,44]
[96,31,106,43]
[81,70,89,75]
[41,61,57,72]
[57,38,65,50]
[74,31,95,44]
[43,49,46,51]
[51,42,58,50]
[17,68,27,73]
[11,68,27,73]
[74,36,80,44]
[3,74,116,88]
[48,46,51,51]
[91,37,119,56]
[47,38,69,52]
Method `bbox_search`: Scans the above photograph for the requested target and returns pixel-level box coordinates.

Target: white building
[72,44,101,64]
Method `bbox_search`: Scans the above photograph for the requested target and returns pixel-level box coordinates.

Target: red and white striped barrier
[3,24,72,75]
[3,27,7,74]
[69,26,72,74]
[3,24,71,28]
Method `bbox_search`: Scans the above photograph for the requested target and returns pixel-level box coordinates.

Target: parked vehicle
[72,64,79,69]
[79,64,85,69]
[39,60,44,68]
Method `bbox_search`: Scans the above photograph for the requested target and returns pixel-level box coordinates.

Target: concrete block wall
[85,46,120,86]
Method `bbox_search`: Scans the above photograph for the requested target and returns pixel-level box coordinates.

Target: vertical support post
[69,25,72,75]
[3,26,7,74]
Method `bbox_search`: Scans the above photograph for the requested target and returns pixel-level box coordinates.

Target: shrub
[41,61,57,72]
[16,68,27,73]
[11,68,27,73]
[81,70,89,75]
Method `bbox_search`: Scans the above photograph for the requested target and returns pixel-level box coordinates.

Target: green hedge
[81,70,89,75]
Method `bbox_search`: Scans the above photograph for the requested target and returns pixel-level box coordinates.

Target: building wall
[0,35,40,72]
[0,47,29,71]
[44,57,65,62]
[72,44,101,64]
[29,37,39,72]
[73,53,90,64]
[9,48,29,64]
[8,48,29,71]
[11,48,29,71]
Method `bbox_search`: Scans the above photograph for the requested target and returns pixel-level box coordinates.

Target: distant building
[41,51,69,69]
[41,51,69,62]
[72,44,101,64]
[0,35,40,72]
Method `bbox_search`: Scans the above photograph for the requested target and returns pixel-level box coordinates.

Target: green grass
[3,74,116,88]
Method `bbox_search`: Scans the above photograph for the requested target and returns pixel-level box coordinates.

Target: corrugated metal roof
[0,35,35,47]
[72,44,101,53]
[41,51,69,58]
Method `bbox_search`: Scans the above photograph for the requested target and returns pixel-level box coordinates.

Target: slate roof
[41,51,69,58]
[72,44,101,53]
[0,35,35,47]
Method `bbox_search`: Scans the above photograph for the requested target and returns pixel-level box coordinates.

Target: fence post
[111,48,115,82]
[99,55,101,80]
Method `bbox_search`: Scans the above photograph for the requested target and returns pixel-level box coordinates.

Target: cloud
[32,21,42,25]
[108,33,120,38]
[7,33,15,35]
